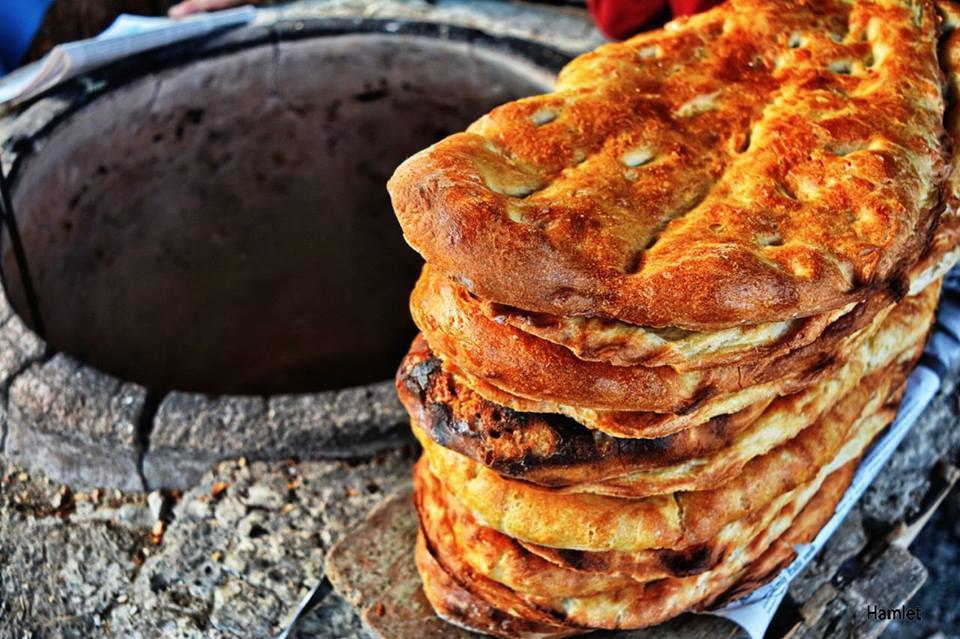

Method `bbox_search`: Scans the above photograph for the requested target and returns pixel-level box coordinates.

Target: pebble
[243,484,284,510]
[147,491,165,521]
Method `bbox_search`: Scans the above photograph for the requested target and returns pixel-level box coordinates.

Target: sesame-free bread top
[389,0,946,329]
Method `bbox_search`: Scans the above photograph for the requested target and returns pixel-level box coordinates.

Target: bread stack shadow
[388,1,960,636]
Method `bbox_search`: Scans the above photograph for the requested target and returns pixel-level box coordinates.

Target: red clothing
[588,0,722,40]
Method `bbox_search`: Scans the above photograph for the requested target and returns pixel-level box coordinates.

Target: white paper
[0,6,256,106]
[706,270,960,638]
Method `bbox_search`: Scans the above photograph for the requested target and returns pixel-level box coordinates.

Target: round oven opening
[2,30,556,395]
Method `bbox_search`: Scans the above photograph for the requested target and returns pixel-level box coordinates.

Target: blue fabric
[0,0,55,75]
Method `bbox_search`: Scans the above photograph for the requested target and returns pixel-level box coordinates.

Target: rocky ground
[1,446,958,639]
[883,486,960,639]
[0,446,417,638]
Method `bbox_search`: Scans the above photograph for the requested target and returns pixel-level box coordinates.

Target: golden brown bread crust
[697,458,857,610]
[415,458,638,597]
[446,361,841,439]
[416,532,581,639]
[561,354,915,497]
[493,233,955,370]
[477,174,960,372]
[416,458,858,633]
[416,270,942,439]
[389,0,946,330]
[908,4,960,292]
[704,457,861,608]
[489,300,855,371]
[414,315,918,551]
[415,455,831,590]
[412,263,908,414]
[488,26,960,370]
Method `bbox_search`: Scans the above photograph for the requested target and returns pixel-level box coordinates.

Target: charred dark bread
[398,334,771,486]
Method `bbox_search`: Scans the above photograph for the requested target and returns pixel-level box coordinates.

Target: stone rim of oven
[0,18,567,491]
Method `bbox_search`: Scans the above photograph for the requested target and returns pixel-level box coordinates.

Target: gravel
[0,447,416,638]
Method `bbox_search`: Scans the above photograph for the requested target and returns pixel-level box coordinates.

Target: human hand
[168,0,261,19]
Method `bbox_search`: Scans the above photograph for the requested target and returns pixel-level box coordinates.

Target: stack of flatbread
[387,1,960,635]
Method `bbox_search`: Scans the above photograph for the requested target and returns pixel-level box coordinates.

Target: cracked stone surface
[5,354,147,491]
[0,292,45,389]
[0,446,415,638]
[144,382,410,490]
[861,376,960,526]
[0,464,152,637]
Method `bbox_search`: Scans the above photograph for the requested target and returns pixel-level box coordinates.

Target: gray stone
[141,447,226,494]
[5,418,145,491]
[0,518,147,637]
[0,448,413,638]
[4,353,147,490]
[147,490,165,521]
[0,291,45,388]
[0,289,46,453]
[261,0,606,55]
[0,457,150,638]
[143,382,411,490]
[72,500,154,528]
[109,451,412,637]
[142,394,267,490]
[149,394,267,456]
[243,482,285,510]
[266,382,411,457]
[791,508,869,604]
[862,375,960,525]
